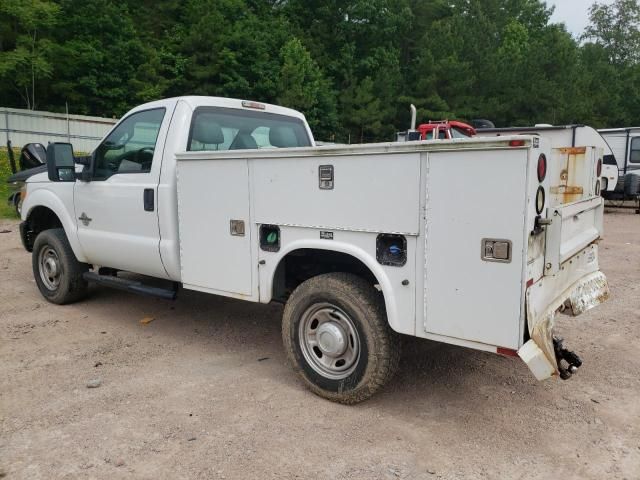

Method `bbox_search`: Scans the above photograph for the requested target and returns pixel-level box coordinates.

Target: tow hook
[553,336,583,380]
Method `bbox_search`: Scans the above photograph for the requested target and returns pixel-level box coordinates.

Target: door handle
[143,189,154,212]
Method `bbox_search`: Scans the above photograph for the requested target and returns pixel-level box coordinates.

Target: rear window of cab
[187,106,311,152]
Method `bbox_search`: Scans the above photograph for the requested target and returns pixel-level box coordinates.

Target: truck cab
[416,120,476,140]
[396,119,476,142]
[20,97,314,281]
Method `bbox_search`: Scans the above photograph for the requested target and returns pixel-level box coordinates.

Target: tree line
[1,0,639,142]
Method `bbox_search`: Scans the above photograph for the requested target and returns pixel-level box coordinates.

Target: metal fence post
[4,109,9,145]
[66,102,71,142]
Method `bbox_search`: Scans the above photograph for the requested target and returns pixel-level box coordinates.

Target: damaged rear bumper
[519,244,610,380]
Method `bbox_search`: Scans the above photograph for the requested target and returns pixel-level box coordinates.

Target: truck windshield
[188,107,311,151]
[451,127,472,138]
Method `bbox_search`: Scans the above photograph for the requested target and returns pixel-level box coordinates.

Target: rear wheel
[32,228,89,304]
[282,273,400,404]
[623,173,640,197]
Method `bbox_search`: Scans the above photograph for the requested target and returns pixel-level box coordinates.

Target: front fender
[22,186,87,263]
[258,235,414,336]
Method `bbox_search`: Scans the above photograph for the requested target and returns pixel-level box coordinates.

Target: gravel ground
[1,210,639,479]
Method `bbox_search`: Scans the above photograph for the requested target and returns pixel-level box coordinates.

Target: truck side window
[188,106,311,152]
[92,108,166,180]
[630,137,640,163]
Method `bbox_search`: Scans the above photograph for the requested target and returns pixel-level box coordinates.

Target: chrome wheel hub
[44,258,58,277]
[317,322,347,356]
[38,246,62,290]
[299,303,360,380]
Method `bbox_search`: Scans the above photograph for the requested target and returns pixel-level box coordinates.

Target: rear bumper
[520,243,609,379]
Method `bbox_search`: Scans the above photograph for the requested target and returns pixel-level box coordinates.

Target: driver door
[74,104,174,278]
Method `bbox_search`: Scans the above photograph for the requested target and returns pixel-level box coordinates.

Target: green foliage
[584,0,640,65]
[0,0,60,109]
[0,0,639,139]
[0,149,20,219]
[276,39,337,139]
[340,77,383,143]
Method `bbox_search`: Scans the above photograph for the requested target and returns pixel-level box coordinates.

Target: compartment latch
[481,239,512,263]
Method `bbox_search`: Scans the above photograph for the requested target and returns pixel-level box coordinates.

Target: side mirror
[46,143,76,182]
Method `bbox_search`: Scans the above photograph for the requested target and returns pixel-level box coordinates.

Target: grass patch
[0,148,21,219]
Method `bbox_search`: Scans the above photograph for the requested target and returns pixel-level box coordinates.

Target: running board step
[83,272,177,300]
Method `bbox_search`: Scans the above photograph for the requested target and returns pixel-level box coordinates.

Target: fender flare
[261,239,402,333]
[22,188,87,263]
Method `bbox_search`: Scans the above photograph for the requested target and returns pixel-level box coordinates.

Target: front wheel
[32,228,89,304]
[282,273,400,404]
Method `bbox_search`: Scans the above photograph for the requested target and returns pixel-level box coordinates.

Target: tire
[32,228,89,304]
[282,273,401,404]
[623,173,640,197]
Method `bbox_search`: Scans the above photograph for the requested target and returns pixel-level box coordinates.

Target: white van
[599,128,640,208]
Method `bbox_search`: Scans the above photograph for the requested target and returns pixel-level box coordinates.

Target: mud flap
[519,270,609,380]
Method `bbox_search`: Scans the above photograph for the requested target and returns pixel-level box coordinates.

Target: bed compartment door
[423,149,528,349]
[177,158,254,297]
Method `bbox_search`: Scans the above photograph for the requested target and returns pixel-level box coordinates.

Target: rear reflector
[242,100,266,110]
[497,347,519,357]
[526,278,534,288]
[596,158,602,177]
[537,154,547,182]
[509,140,525,147]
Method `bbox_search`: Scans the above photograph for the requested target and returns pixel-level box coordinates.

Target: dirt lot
[1,211,639,480]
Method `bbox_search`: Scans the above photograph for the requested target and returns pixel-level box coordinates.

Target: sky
[547,0,616,36]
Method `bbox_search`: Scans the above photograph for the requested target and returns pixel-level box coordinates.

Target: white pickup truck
[19,96,609,403]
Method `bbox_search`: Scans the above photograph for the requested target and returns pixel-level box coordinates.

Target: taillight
[509,139,525,147]
[596,158,602,177]
[535,186,545,214]
[537,154,547,183]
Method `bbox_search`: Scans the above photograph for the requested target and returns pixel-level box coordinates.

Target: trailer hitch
[553,336,583,380]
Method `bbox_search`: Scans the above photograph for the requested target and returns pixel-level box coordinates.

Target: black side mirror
[46,143,76,182]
